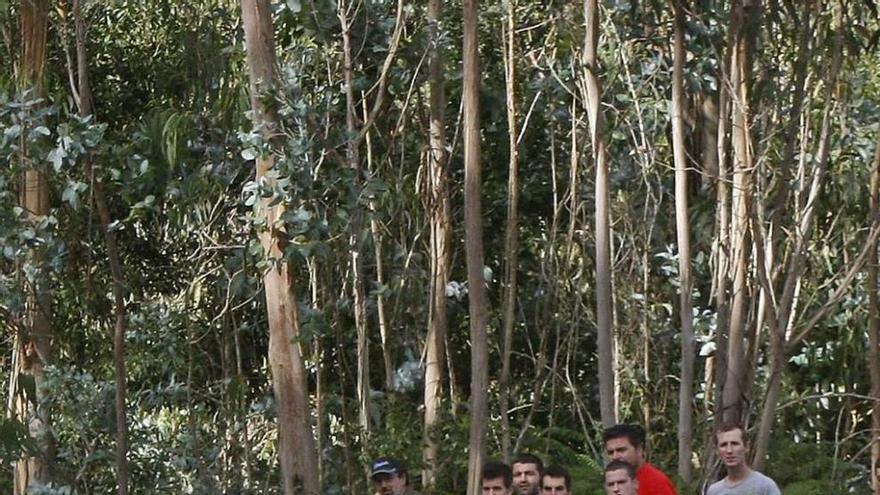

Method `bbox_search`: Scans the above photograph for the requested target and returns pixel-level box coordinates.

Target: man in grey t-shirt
[707,423,780,495]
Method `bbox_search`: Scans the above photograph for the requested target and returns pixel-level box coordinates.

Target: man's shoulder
[706,471,780,495]
[638,463,674,482]
[747,470,780,492]
[637,463,676,495]
[705,478,725,495]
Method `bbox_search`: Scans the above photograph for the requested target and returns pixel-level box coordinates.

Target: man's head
[714,422,749,470]
[482,461,514,495]
[511,453,543,495]
[603,424,646,469]
[371,457,408,495]
[603,460,639,495]
[540,465,571,495]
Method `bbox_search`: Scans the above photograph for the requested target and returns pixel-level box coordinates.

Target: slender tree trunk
[239,1,320,492]
[338,2,372,436]
[14,1,54,492]
[671,0,695,482]
[463,1,490,493]
[869,134,880,495]
[722,0,752,424]
[72,2,129,492]
[362,95,394,393]
[713,61,730,426]
[583,0,616,427]
[309,261,325,487]
[498,0,519,462]
[423,0,450,488]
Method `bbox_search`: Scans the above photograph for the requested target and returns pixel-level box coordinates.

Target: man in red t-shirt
[603,424,677,495]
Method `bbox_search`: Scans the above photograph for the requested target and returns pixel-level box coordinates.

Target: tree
[71,0,129,492]
[671,0,695,483]
[12,1,54,491]
[721,0,758,425]
[582,0,616,428]
[239,1,319,492]
[423,0,451,488]
[870,133,880,495]
[463,0,490,492]
[498,0,520,461]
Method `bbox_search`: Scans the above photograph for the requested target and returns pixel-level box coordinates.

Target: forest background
[1,0,879,494]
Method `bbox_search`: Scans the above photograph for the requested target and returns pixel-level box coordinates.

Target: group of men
[371,422,780,495]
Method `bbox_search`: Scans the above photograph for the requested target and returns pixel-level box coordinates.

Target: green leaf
[62,183,82,210]
[48,146,67,172]
[241,148,257,160]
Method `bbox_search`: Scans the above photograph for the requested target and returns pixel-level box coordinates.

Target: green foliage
[765,439,867,494]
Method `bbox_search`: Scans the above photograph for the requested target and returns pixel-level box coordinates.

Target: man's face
[512,462,541,495]
[482,476,513,495]
[541,475,570,495]
[604,468,638,495]
[716,428,748,469]
[604,437,644,468]
[372,472,406,495]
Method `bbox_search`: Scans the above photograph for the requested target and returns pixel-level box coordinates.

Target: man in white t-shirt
[707,423,781,495]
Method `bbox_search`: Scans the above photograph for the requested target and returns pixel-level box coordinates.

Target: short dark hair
[512,453,544,475]
[714,422,748,445]
[542,465,571,490]
[482,460,513,488]
[604,459,637,480]
[603,424,646,449]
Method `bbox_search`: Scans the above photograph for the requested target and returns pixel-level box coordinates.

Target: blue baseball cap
[371,457,404,478]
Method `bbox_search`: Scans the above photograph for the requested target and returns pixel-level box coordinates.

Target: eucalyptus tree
[239,0,319,492]
[462,0,490,493]
[11,0,55,491]
[870,136,880,493]
[70,0,129,492]
[670,0,695,483]
[423,0,451,488]
[498,0,520,462]
[581,0,615,427]
[720,0,758,425]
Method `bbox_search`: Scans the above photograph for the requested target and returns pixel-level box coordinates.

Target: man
[541,465,572,495]
[604,460,639,495]
[707,423,781,495]
[511,453,543,495]
[603,424,676,495]
[371,457,420,495]
[482,460,514,495]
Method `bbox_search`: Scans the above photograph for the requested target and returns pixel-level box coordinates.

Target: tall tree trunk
[869,134,880,495]
[13,1,54,492]
[239,1,320,493]
[712,55,730,429]
[338,2,372,436]
[423,0,450,488]
[361,95,394,393]
[72,1,129,492]
[721,0,753,424]
[671,0,695,483]
[463,1,490,493]
[498,0,519,462]
[309,261,325,487]
[583,0,616,427]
